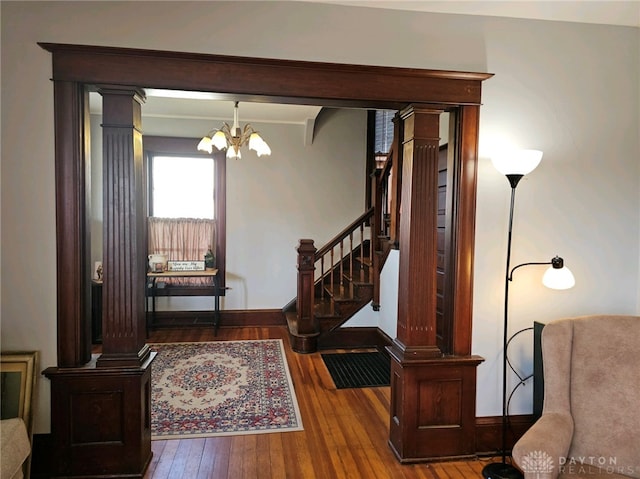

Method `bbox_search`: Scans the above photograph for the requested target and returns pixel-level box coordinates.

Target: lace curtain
[147,217,216,286]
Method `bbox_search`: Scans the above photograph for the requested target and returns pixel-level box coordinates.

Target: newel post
[289,239,320,354]
[296,239,317,336]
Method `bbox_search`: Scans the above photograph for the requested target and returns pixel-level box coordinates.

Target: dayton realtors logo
[522,452,639,477]
[521,451,555,477]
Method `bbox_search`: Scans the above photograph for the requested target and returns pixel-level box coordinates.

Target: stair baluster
[286,209,375,353]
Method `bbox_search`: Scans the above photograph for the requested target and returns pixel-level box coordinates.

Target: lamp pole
[482,150,541,479]
[482,176,525,479]
[483,150,574,479]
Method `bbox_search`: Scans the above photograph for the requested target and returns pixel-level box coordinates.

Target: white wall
[344,249,399,339]
[91,108,368,311]
[1,1,638,433]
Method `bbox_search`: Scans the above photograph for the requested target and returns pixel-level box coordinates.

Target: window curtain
[147,217,216,286]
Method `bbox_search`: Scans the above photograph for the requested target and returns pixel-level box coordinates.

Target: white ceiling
[302,1,640,28]
[90,1,638,124]
[89,91,323,125]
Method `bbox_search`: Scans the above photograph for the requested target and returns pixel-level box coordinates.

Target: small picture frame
[93,261,103,282]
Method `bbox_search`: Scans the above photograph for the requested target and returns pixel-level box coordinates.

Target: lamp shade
[211,130,228,151]
[542,265,575,290]
[249,132,271,157]
[197,136,213,154]
[492,149,543,176]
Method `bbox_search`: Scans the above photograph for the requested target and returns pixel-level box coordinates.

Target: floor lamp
[482,150,575,479]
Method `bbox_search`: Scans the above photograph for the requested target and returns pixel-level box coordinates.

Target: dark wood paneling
[437,144,451,353]
[43,356,154,478]
[388,353,484,462]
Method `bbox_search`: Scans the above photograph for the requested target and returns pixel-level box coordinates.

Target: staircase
[283,209,378,353]
[285,121,400,354]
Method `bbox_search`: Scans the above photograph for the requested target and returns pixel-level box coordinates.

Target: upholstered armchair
[512,315,640,479]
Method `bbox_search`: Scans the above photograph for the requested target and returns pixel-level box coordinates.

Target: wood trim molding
[475,415,536,455]
[318,326,393,350]
[148,309,286,329]
[39,43,492,108]
[54,81,92,367]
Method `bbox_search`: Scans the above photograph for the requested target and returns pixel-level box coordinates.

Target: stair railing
[294,114,402,330]
[314,207,374,293]
[296,208,374,332]
[370,130,401,308]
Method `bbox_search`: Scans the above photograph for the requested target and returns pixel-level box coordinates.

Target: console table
[146,269,220,334]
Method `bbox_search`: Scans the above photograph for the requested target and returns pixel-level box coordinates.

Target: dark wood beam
[39,43,491,108]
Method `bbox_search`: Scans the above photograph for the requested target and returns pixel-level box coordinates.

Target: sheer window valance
[147,217,216,285]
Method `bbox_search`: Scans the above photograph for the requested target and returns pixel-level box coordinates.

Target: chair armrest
[1,418,31,479]
[512,413,574,479]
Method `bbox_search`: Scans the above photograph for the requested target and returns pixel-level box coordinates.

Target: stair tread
[324,284,360,302]
[314,299,340,319]
[284,311,319,338]
[344,275,373,286]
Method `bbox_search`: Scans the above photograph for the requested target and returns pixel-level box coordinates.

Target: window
[151,156,215,219]
[144,136,226,291]
[374,109,396,157]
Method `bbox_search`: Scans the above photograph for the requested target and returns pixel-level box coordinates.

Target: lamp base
[482,462,524,479]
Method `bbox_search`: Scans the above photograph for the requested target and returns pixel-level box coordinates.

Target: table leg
[151,278,157,328]
[214,275,220,336]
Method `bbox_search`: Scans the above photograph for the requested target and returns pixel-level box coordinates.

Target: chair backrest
[543,315,640,477]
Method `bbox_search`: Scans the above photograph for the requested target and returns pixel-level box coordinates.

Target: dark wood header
[39,42,493,107]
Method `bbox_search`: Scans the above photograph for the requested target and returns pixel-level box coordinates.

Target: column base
[387,344,483,461]
[43,352,155,478]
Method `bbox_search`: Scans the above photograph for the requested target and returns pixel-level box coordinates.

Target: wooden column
[388,105,483,462]
[291,239,319,353]
[53,80,92,368]
[393,105,442,358]
[43,86,154,478]
[96,86,150,368]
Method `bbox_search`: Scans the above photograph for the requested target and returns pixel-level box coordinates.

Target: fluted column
[387,105,484,461]
[393,105,442,358]
[96,86,149,368]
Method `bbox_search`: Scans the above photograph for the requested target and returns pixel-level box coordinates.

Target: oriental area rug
[149,339,304,439]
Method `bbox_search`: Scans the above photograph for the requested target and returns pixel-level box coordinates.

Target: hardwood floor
[143,326,493,478]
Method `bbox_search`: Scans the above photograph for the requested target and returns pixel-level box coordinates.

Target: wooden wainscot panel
[418,378,462,427]
[43,352,155,478]
[70,390,124,444]
[388,353,483,462]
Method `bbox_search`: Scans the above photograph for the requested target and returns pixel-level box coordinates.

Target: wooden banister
[314,208,374,260]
